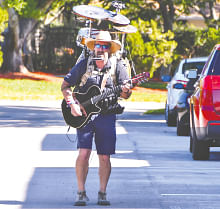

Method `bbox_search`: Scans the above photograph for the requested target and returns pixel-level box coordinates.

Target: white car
[165,57,208,126]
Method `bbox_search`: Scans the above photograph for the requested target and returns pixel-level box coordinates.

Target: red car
[190,44,220,160]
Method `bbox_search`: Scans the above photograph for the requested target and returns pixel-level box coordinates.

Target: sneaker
[74,191,89,206]
[97,191,110,205]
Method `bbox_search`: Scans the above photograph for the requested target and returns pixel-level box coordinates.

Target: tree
[126,19,177,76]
[104,0,180,32]
[195,27,220,55]
[180,0,219,27]
[156,0,175,32]
[0,0,89,73]
[0,3,8,67]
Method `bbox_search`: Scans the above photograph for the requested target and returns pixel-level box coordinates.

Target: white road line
[161,194,220,196]
[117,119,166,123]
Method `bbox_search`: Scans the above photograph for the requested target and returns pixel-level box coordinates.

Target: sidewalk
[120,101,165,112]
[0,99,165,110]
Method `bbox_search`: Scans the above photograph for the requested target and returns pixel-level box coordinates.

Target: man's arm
[116,60,132,99]
[61,80,84,116]
[120,82,132,99]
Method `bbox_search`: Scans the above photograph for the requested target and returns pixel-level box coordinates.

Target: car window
[201,50,215,76]
[182,62,206,75]
[211,51,220,75]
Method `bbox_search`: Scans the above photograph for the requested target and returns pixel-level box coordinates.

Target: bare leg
[98,154,111,192]
[75,148,91,192]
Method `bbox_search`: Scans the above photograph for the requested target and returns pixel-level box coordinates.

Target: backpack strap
[78,55,121,89]
[79,56,94,87]
[109,56,117,85]
[101,71,111,91]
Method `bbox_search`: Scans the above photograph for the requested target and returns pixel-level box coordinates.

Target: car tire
[165,102,176,126]
[191,111,209,160]
[192,136,210,160]
[176,116,189,136]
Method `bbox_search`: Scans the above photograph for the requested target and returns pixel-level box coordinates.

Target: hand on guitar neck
[121,82,132,99]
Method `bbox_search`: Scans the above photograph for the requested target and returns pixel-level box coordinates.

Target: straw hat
[85,31,121,54]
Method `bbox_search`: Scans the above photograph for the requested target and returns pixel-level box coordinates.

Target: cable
[65,126,77,143]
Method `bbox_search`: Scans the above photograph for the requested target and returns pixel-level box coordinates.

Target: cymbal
[73,5,109,20]
[113,25,137,33]
[107,11,130,25]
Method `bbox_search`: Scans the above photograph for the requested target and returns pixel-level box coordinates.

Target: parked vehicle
[175,69,199,136]
[165,57,208,126]
[190,44,220,160]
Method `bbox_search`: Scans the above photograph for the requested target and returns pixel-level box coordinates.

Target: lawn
[0,77,167,103]
[0,79,63,100]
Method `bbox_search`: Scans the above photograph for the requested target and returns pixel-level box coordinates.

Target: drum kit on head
[73,1,137,76]
[73,1,137,52]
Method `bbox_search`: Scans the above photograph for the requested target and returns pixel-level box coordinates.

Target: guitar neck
[91,85,122,104]
[81,72,149,107]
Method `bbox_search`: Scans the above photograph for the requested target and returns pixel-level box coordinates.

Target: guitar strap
[79,56,94,87]
[79,55,118,88]
[101,71,110,91]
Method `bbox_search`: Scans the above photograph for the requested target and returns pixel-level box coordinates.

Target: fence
[32,26,82,74]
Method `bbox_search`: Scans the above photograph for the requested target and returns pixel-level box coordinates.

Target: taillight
[200,76,214,110]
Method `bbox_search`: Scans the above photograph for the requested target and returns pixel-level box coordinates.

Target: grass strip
[0,79,63,100]
[144,108,165,114]
[0,78,167,102]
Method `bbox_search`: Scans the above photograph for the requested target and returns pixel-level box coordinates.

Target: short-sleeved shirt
[64,57,129,154]
[64,58,129,92]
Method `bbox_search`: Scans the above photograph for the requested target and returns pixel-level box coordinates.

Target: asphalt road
[1,100,220,209]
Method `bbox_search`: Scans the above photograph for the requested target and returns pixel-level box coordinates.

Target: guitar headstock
[131,72,150,85]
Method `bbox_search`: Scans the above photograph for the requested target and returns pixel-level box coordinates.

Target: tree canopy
[0,0,89,72]
[0,0,219,75]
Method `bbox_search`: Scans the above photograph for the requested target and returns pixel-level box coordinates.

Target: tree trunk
[19,18,38,72]
[1,8,37,73]
[157,0,174,32]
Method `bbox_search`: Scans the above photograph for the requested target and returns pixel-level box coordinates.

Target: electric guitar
[61,72,149,129]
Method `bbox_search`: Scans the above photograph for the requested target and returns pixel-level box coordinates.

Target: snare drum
[76,28,99,48]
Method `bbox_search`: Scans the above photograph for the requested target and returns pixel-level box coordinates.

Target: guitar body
[61,85,102,129]
[61,72,149,128]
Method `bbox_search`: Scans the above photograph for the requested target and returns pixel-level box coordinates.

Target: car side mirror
[184,69,197,79]
[173,83,185,89]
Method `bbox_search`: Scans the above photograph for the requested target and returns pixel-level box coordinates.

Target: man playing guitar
[61,30,132,206]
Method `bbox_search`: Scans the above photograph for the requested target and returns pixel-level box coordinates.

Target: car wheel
[165,102,176,126]
[191,116,209,160]
[176,116,188,136]
[192,136,210,160]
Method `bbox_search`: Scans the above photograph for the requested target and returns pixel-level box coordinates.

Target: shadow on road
[2,103,220,208]
[0,105,65,127]
[19,131,157,208]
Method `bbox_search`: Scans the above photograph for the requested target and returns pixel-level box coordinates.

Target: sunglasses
[94,44,110,50]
